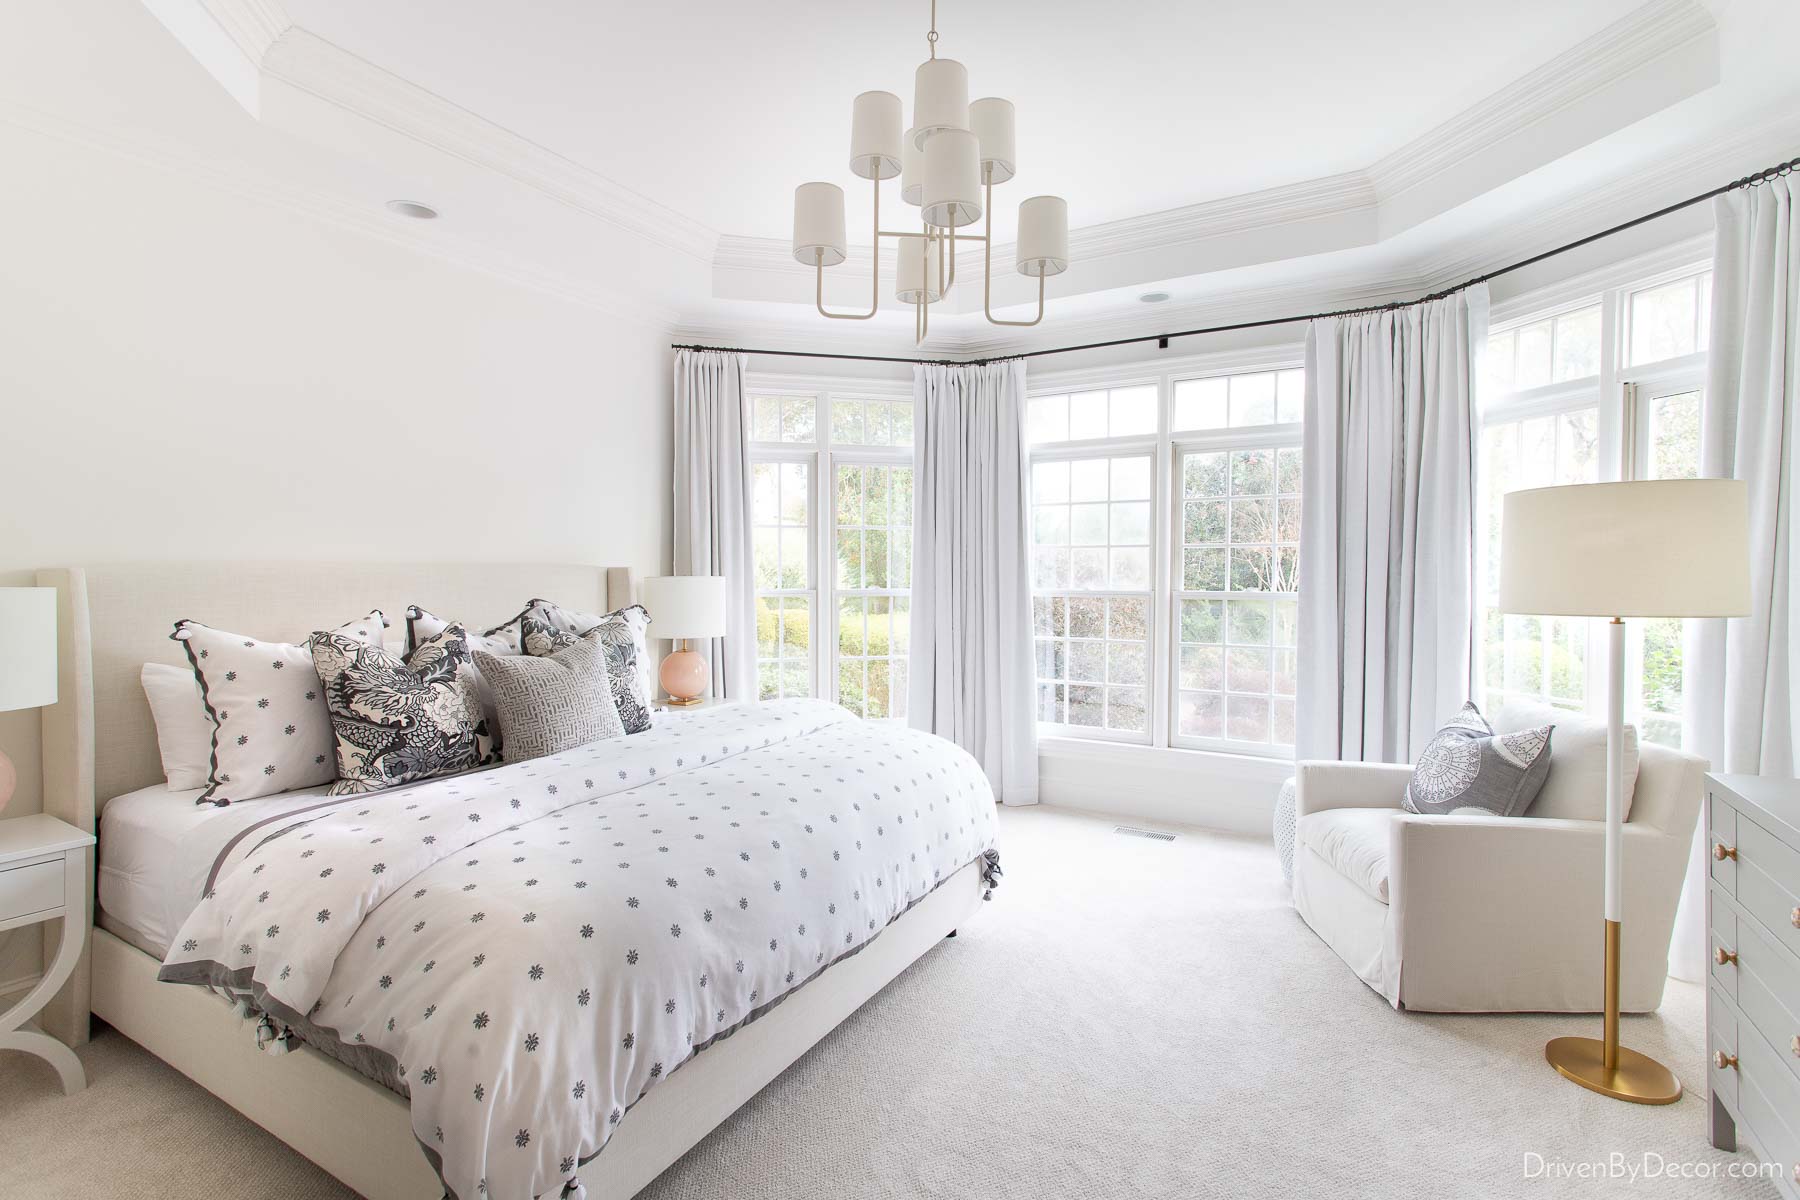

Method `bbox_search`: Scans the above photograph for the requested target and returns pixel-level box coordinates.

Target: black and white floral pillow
[309,619,497,795]
[172,610,387,805]
[406,605,525,751]
[526,600,654,734]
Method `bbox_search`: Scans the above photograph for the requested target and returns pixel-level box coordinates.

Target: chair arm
[1294,760,1413,818]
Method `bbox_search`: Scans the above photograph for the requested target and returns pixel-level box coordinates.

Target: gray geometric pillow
[1403,702,1555,817]
[523,601,653,734]
[309,621,496,795]
[475,632,626,762]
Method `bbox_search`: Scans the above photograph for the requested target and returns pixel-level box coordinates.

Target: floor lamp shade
[1499,479,1751,619]
[1497,479,1748,1106]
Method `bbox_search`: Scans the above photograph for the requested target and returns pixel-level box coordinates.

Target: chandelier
[790,1,1070,343]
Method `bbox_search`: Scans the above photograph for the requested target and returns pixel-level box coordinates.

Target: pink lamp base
[659,647,709,706]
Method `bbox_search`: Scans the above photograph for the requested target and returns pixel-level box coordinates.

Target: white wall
[0,123,675,988]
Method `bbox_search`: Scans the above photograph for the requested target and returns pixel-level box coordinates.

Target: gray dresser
[1706,773,1800,1196]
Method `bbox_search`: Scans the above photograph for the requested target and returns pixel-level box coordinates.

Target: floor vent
[1115,826,1176,842]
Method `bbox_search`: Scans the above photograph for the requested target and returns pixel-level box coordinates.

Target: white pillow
[172,610,387,805]
[140,663,212,791]
[1494,700,1639,823]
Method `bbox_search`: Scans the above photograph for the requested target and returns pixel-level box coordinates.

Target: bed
[34,563,999,1200]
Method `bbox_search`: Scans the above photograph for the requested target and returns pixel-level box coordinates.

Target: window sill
[1035,736,1290,838]
[1038,735,1294,779]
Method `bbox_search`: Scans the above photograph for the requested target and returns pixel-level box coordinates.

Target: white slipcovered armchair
[1290,730,1704,1013]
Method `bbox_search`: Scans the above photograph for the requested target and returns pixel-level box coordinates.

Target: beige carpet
[0,806,1777,1199]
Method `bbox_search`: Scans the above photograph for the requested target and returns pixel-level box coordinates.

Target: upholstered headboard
[33,562,632,1044]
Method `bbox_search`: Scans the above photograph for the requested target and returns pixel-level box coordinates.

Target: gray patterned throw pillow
[475,633,626,762]
[1403,702,1555,817]
[523,600,653,734]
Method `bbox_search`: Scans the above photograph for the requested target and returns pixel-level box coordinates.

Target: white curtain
[1297,285,1488,763]
[908,360,1039,804]
[1670,177,1798,980]
[672,348,757,702]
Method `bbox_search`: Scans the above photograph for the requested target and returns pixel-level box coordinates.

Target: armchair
[1289,742,1703,1012]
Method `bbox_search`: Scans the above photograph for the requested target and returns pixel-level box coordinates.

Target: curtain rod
[671,152,1799,368]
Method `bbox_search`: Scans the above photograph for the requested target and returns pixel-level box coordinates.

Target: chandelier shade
[901,130,925,206]
[912,57,969,148]
[792,182,848,267]
[1017,195,1069,277]
[849,91,904,180]
[921,127,982,229]
[969,97,1016,184]
[895,235,943,303]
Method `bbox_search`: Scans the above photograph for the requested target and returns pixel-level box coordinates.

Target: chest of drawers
[1705,773,1800,1197]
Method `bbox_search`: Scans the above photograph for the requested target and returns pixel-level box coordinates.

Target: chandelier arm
[981,173,1046,327]
[815,168,881,321]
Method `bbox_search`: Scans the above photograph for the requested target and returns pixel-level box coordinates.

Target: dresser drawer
[0,856,64,923]
[1710,988,1739,1112]
[1737,817,1800,960]
[1731,904,1800,1094]
[1711,794,1739,894]
[1737,1020,1800,1193]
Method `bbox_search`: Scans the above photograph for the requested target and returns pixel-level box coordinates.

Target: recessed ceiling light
[1139,291,1171,304]
[386,200,439,220]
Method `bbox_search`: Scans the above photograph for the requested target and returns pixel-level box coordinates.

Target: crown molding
[0,99,682,329]
[1368,0,1717,203]
[150,1,721,264]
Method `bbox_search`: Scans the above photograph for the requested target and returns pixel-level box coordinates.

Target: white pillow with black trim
[525,599,654,733]
[171,610,387,805]
[141,662,213,791]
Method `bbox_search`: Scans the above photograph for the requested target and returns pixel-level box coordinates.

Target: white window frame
[1478,242,1713,745]
[747,374,914,718]
[1026,348,1306,759]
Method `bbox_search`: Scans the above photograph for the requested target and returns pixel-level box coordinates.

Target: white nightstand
[653,696,743,712]
[0,814,95,1094]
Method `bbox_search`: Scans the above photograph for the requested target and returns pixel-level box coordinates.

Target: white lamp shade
[969,97,1016,184]
[849,91,903,181]
[1499,479,1751,618]
[0,587,57,712]
[1016,195,1069,277]
[895,234,943,303]
[792,182,847,267]
[921,127,982,229]
[911,58,969,148]
[642,576,728,639]
[901,129,925,206]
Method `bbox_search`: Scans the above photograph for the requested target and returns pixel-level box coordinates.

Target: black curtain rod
[671,153,1799,368]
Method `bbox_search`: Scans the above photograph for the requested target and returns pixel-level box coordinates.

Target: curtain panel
[671,348,757,702]
[1296,285,1488,763]
[908,360,1039,804]
[1671,177,1798,979]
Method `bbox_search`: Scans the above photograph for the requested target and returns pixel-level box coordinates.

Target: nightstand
[653,696,743,712]
[0,814,95,1093]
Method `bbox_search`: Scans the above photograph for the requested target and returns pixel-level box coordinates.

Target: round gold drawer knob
[1791,1035,1799,1058]
[1714,842,1738,862]
[1716,947,1738,966]
[1715,1050,1739,1070]
[1791,906,1800,929]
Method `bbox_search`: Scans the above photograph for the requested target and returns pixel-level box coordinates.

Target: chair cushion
[1299,808,1396,904]
[1494,700,1638,823]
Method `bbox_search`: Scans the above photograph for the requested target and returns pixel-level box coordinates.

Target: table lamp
[640,576,728,706]
[0,587,59,816]
[1500,478,1749,1104]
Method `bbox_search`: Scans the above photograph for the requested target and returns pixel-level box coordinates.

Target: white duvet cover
[160,700,1000,1200]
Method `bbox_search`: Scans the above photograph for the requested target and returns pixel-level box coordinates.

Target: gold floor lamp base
[1545,918,1681,1105]
[1546,1037,1682,1105]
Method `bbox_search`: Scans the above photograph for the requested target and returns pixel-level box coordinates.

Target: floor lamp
[1498,478,1749,1104]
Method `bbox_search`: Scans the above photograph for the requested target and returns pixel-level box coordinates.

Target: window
[1477,266,1710,747]
[749,382,914,718]
[1028,362,1304,756]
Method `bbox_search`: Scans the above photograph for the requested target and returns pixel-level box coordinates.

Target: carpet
[0,806,1777,1199]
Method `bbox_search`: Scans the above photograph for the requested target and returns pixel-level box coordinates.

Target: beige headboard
[33,562,631,1045]
[36,563,633,833]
